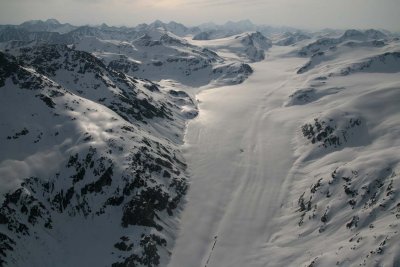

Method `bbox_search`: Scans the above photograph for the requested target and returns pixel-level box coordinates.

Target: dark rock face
[0,52,19,86]
[296,165,398,247]
[108,57,140,73]
[335,52,400,76]
[211,62,253,85]
[297,29,388,58]
[302,116,363,148]
[112,234,167,267]
[287,88,316,105]
[0,233,15,265]
[193,31,212,40]
[275,32,310,46]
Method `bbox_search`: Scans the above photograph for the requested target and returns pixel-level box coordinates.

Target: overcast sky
[0,0,399,31]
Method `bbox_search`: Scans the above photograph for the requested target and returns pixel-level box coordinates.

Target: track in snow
[168,47,306,267]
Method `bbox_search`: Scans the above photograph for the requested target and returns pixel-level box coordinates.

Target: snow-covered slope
[0,45,196,267]
[274,31,311,46]
[296,42,398,75]
[169,36,400,267]
[190,31,272,62]
[297,29,389,57]
[73,32,252,87]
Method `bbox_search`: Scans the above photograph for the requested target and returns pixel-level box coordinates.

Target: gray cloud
[186,0,266,7]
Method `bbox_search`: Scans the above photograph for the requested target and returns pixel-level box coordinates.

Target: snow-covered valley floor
[169,47,307,267]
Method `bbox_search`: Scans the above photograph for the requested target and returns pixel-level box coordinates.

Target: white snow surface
[169,42,400,266]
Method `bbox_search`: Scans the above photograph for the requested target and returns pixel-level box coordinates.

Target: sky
[0,0,399,31]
